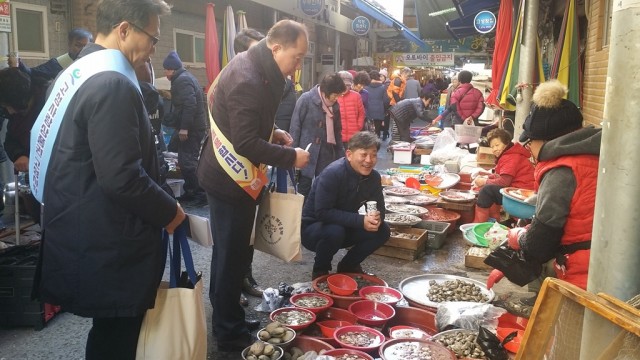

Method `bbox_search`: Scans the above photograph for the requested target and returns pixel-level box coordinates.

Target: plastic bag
[435,302,506,332]
[477,326,512,360]
[484,244,543,287]
[254,288,284,312]
[485,222,508,250]
[430,128,458,165]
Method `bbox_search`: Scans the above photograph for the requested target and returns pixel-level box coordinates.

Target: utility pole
[513,0,539,140]
[580,2,640,358]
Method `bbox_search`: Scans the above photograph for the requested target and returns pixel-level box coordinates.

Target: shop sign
[393,52,455,67]
[0,2,10,33]
[474,11,496,34]
[352,16,370,36]
[300,0,324,17]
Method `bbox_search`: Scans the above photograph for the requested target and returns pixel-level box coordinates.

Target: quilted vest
[534,154,599,289]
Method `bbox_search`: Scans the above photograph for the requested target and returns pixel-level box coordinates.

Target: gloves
[507,227,526,250]
[486,269,504,289]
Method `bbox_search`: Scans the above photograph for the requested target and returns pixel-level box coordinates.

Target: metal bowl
[398,274,495,310]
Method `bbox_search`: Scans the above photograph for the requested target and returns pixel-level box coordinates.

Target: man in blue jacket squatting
[301,131,390,280]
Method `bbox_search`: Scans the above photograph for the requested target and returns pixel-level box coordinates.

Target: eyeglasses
[523,139,532,150]
[129,22,159,46]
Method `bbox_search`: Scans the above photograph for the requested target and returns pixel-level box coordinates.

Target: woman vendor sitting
[472,128,535,223]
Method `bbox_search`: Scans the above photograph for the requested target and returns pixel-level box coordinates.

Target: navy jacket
[302,157,386,228]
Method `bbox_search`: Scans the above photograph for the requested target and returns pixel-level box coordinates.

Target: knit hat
[347,70,357,79]
[0,68,31,111]
[338,71,353,86]
[162,51,183,70]
[519,80,583,143]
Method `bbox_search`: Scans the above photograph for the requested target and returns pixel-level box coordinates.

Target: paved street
[0,123,531,359]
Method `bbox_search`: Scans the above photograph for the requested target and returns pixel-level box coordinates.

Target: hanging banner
[0,2,10,33]
[393,52,455,67]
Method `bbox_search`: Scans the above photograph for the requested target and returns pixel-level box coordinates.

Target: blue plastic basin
[500,188,536,219]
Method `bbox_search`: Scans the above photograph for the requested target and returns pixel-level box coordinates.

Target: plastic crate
[454,125,483,144]
[0,243,57,330]
[415,220,450,249]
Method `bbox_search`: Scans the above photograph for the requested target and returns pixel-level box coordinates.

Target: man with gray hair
[34,1,185,358]
[197,19,310,351]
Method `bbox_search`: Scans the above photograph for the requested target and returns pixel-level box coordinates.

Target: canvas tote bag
[253,168,303,262]
[136,225,207,360]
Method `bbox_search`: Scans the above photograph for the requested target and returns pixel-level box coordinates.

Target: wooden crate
[374,227,428,260]
[465,246,493,270]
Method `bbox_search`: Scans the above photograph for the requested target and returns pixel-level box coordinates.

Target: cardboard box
[374,227,428,260]
[465,246,493,270]
[393,145,415,164]
[476,146,496,165]
[414,147,432,156]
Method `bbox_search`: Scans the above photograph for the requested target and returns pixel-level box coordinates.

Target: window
[174,29,205,66]
[602,0,613,47]
[11,2,49,58]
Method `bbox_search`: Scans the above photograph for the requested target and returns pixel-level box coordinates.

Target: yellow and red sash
[206,73,269,200]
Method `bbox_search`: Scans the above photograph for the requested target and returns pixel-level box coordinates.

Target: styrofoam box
[420,155,431,165]
[393,149,413,164]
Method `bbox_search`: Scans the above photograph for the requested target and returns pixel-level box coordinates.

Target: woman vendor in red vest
[487,80,601,291]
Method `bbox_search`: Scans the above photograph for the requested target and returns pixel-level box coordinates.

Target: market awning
[352,0,428,50]
[452,0,500,18]
[415,0,500,40]
[446,0,501,39]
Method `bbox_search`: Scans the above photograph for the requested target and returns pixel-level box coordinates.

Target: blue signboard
[352,16,371,36]
[474,11,496,34]
[300,0,324,17]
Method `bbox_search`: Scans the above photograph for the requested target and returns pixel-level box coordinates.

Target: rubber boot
[473,205,491,223]
[489,204,502,222]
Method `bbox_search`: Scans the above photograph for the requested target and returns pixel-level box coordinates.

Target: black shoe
[311,270,329,281]
[245,318,261,331]
[242,277,264,297]
[239,293,249,307]
[336,263,374,277]
[212,319,261,336]
[217,333,252,352]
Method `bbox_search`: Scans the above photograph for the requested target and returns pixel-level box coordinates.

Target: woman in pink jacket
[337,71,366,142]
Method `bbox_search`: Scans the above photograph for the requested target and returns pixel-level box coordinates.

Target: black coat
[167,68,207,131]
[197,39,297,204]
[39,43,177,317]
[275,78,296,132]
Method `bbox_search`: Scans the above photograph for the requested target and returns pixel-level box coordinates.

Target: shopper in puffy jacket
[472,128,535,223]
[432,70,484,127]
[365,70,390,139]
[389,95,432,142]
[337,71,366,142]
[487,80,599,292]
[290,73,347,196]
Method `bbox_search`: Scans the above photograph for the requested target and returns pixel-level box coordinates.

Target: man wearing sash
[197,20,310,352]
[34,1,185,359]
